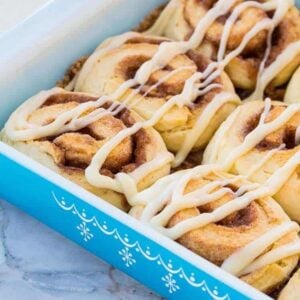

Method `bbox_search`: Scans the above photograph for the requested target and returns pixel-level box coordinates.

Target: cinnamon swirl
[3,2,300,298]
[129,166,300,294]
[72,33,240,165]
[1,88,172,211]
[203,99,300,222]
[146,0,300,99]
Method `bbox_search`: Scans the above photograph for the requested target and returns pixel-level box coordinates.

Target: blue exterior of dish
[1,0,298,298]
[0,149,251,300]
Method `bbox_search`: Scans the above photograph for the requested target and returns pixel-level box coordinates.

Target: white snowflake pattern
[118,247,136,267]
[76,222,94,242]
[53,193,231,300]
[162,273,180,294]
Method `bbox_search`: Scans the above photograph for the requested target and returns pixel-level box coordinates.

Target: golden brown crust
[133,170,299,294]
[278,268,300,300]
[241,104,300,151]
[59,1,300,99]
[204,100,300,223]
[151,0,300,95]
[285,65,300,104]
[184,1,268,54]
[29,92,163,176]
[168,172,290,262]
[4,91,171,211]
[267,7,300,67]
[75,34,239,153]
[4,3,300,297]
[167,172,299,294]
[172,150,204,171]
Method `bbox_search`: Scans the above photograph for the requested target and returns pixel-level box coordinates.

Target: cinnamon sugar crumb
[57,56,88,88]
[134,5,166,32]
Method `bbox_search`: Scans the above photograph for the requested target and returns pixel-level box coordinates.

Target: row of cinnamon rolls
[2,0,300,298]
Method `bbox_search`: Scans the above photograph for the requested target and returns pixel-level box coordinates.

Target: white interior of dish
[0,0,278,298]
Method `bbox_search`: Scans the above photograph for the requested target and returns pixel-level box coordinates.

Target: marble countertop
[0,201,160,300]
[0,1,160,299]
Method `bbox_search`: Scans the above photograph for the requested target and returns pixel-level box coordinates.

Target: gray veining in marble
[0,201,161,300]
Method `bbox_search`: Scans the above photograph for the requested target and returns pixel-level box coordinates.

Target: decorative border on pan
[53,191,230,299]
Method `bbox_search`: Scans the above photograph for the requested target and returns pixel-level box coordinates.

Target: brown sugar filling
[32,93,154,177]
[243,105,299,150]
[119,45,223,105]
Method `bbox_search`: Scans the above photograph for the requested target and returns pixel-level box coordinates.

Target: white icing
[142,66,196,97]
[74,32,142,91]
[4,0,300,278]
[5,91,111,141]
[246,144,286,179]
[84,73,212,191]
[222,221,300,276]
[8,0,285,160]
[247,41,300,102]
[119,0,300,278]
[240,241,300,276]
[130,152,174,181]
[217,0,277,62]
[64,72,79,91]
[203,106,242,164]
[252,0,294,101]
[137,153,300,239]
[259,98,272,125]
[130,150,300,276]
[135,0,237,86]
[221,104,300,171]
[173,92,240,167]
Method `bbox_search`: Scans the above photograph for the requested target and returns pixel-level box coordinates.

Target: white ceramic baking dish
[0,0,289,298]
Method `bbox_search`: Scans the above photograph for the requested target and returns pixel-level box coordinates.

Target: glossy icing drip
[246,143,286,179]
[240,240,300,276]
[246,0,295,102]
[222,221,300,276]
[221,103,300,170]
[74,31,141,91]
[130,149,300,275]
[4,0,300,277]
[7,0,291,164]
[173,92,240,166]
[247,41,300,102]
[129,98,300,275]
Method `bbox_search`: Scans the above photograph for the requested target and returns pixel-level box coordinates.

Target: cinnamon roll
[1,88,172,211]
[285,65,300,104]
[147,0,300,99]
[203,100,300,222]
[2,2,300,298]
[72,32,240,166]
[129,165,300,294]
[278,269,300,300]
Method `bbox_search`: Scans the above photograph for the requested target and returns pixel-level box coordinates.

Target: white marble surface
[0,201,160,300]
[0,1,160,299]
